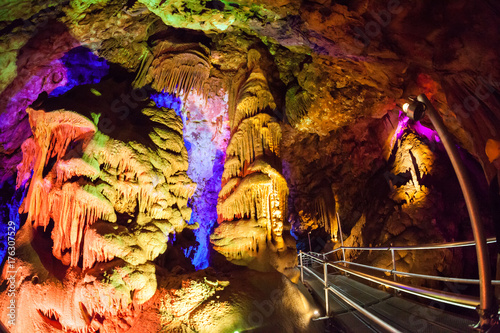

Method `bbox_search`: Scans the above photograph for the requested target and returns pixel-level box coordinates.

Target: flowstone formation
[1,91,196,331]
[211,49,295,274]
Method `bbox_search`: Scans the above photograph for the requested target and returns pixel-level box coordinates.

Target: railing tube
[418,94,497,328]
[337,212,344,247]
[299,250,304,283]
[324,261,329,315]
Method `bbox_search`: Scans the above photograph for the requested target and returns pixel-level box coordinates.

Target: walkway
[303,268,477,332]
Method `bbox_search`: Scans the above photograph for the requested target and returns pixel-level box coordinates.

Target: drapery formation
[133,41,211,100]
[17,105,196,304]
[211,50,288,264]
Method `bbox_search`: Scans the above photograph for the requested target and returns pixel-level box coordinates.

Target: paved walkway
[303,270,477,332]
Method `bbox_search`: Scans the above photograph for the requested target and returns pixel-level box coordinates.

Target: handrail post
[342,248,347,277]
[391,246,396,282]
[299,251,304,283]
[417,94,497,329]
[337,211,345,266]
[324,261,329,316]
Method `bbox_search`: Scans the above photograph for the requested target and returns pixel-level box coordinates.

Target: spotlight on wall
[402,97,426,121]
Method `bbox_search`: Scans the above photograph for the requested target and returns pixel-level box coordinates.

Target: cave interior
[1,0,500,332]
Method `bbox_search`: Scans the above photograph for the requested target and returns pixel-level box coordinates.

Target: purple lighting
[184,149,225,270]
[413,121,440,143]
[179,93,230,270]
[391,110,441,148]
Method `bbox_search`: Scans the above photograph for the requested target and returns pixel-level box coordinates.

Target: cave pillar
[211,49,290,266]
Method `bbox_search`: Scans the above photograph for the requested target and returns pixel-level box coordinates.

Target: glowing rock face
[9,103,195,332]
[211,50,289,265]
[389,131,436,206]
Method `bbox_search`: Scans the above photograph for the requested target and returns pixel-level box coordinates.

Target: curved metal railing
[298,237,499,331]
[321,237,499,285]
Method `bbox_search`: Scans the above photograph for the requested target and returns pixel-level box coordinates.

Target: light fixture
[402,96,426,121]
[313,310,320,317]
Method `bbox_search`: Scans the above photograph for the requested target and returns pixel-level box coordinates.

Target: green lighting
[90,88,101,96]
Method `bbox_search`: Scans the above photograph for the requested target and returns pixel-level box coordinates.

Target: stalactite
[142,106,184,135]
[82,223,125,270]
[232,72,276,131]
[150,126,184,153]
[245,159,288,217]
[285,85,312,127]
[133,42,211,100]
[218,173,272,222]
[49,183,116,266]
[17,103,195,277]
[312,186,338,240]
[221,157,241,183]
[55,159,100,184]
[20,108,97,226]
[225,113,282,175]
[211,218,267,260]
[16,138,37,188]
[218,177,241,201]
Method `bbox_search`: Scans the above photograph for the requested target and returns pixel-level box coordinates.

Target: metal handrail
[327,261,480,309]
[333,260,500,285]
[299,237,499,328]
[299,251,481,310]
[324,237,497,256]
[299,252,403,332]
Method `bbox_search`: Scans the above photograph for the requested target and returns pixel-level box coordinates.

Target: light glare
[403,103,409,113]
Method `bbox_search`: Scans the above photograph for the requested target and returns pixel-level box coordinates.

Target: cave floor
[303,270,476,333]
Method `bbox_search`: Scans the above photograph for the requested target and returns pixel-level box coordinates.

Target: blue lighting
[184,149,225,270]
[150,91,183,116]
[184,139,192,152]
[50,46,109,97]
[0,185,27,265]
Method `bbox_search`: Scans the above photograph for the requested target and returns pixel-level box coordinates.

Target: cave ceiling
[2,0,498,228]
[1,0,498,164]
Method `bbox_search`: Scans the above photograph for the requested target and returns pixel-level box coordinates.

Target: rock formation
[211,49,294,271]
